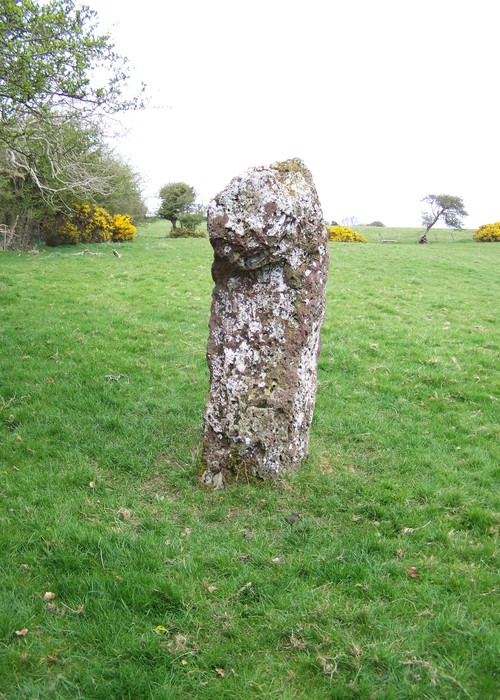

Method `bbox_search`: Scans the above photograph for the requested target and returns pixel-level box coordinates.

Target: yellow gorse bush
[326,225,368,243]
[76,203,113,243]
[473,222,500,242]
[48,204,137,245]
[59,220,80,244]
[112,213,137,241]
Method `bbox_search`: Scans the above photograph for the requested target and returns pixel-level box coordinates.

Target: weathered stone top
[207,158,325,271]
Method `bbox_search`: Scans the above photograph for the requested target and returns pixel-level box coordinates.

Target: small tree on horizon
[158,182,197,231]
[341,216,359,227]
[418,194,467,244]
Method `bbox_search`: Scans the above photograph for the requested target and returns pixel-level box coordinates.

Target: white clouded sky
[85,0,498,227]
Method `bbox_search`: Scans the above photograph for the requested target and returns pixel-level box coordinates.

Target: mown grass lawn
[0,223,498,699]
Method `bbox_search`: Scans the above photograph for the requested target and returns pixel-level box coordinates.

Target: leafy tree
[418,194,468,244]
[2,114,112,207]
[94,155,147,222]
[341,216,359,227]
[0,0,144,245]
[0,115,146,246]
[0,0,142,123]
[158,182,197,231]
[178,209,205,232]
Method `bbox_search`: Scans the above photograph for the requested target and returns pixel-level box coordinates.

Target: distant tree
[0,117,146,247]
[368,221,385,227]
[178,207,205,232]
[0,116,106,245]
[94,155,147,221]
[158,182,196,231]
[341,216,359,227]
[0,0,145,245]
[418,194,467,244]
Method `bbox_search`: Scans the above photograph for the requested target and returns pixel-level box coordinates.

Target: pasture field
[0,223,498,699]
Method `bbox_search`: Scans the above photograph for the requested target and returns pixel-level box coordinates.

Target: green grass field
[0,223,498,699]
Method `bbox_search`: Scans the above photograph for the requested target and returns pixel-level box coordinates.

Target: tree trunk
[418,211,440,244]
[418,224,433,244]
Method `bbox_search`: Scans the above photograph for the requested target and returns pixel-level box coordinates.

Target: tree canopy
[0,0,142,123]
[93,154,147,221]
[0,0,145,246]
[158,182,197,230]
[418,194,468,244]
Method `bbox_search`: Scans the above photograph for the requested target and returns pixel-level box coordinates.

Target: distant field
[142,220,477,244]
[358,225,476,244]
[0,226,498,698]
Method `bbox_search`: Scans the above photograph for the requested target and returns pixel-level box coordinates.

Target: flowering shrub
[473,222,500,242]
[57,220,80,245]
[83,204,114,242]
[45,204,137,246]
[326,225,368,243]
[44,218,82,246]
[112,213,137,241]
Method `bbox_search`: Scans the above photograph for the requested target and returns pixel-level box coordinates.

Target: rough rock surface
[201,159,329,488]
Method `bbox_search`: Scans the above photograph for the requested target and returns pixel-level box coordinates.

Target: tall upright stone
[201,159,329,488]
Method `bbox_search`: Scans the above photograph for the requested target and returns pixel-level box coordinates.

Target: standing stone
[201,159,329,488]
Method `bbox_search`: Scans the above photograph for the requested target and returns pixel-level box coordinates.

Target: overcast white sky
[85,0,498,227]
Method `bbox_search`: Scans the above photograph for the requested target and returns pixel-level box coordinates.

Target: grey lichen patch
[201,159,329,488]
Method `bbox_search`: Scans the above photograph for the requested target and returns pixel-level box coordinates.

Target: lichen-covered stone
[201,159,329,488]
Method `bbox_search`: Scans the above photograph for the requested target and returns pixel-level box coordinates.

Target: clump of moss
[270,158,313,186]
[198,451,264,488]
